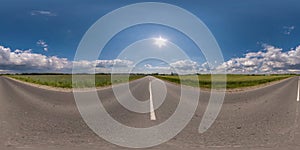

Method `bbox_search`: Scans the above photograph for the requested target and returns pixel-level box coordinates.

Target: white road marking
[149,81,156,120]
[297,77,300,102]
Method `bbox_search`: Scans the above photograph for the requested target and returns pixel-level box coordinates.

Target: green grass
[5,74,294,89]
[7,74,144,88]
[156,74,294,89]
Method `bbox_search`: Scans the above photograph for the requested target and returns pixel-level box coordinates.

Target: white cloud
[216,44,300,74]
[144,64,170,70]
[73,59,134,73]
[0,45,134,73]
[0,69,11,74]
[0,45,70,72]
[170,60,200,72]
[0,44,202,74]
[2,43,300,74]
[142,60,201,74]
[30,10,57,16]
[283,26,295,35]
[37,40,49,51]
[143,64,171,74]
[96,59,133,68]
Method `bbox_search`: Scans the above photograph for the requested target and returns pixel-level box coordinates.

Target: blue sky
[0,0,300,74]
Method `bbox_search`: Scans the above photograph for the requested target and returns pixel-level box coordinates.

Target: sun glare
[153,36,168,48]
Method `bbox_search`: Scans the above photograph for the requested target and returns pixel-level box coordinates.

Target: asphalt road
[1,76,300,150]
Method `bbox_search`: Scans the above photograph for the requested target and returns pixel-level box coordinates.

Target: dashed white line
[297,77,300,102]
[149,81,156,120]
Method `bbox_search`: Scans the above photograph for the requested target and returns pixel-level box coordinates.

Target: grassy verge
[7,74,144,88]
[156,74,294,89]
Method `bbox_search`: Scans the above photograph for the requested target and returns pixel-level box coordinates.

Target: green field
[7,74,144,88]
[6,74,294,89]
[156,74,293,89]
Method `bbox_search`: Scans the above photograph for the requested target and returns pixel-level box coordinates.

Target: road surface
[1,76,300,150]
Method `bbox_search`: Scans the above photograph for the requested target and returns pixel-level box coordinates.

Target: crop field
[156,74,293,89]
[6,74,294,89]
[7,74,144,88]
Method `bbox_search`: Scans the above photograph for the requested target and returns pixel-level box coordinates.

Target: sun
[153,36,168,48]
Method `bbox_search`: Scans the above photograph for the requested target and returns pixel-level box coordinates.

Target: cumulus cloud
[143,60,201,74]
[143,64,171,74]
[96,59,133,68]
[283,26,295,35]
[30,10,57,16]
[0,45,134,73]
[0,46,70,72]
[36,40,48,51]
[0,69,11,74]
[170,60,200,72]
[73,59,134,73]
[146,45,300,74]
[217,44,300,74]
[2,43,300,74]
[144,64,170,70]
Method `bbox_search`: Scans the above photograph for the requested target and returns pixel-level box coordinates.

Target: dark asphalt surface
[1,76,300,150]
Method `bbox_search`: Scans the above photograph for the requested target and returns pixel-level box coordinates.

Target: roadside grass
[7,74,144,88]
[156,74,294,89]
[5,74,295,89]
